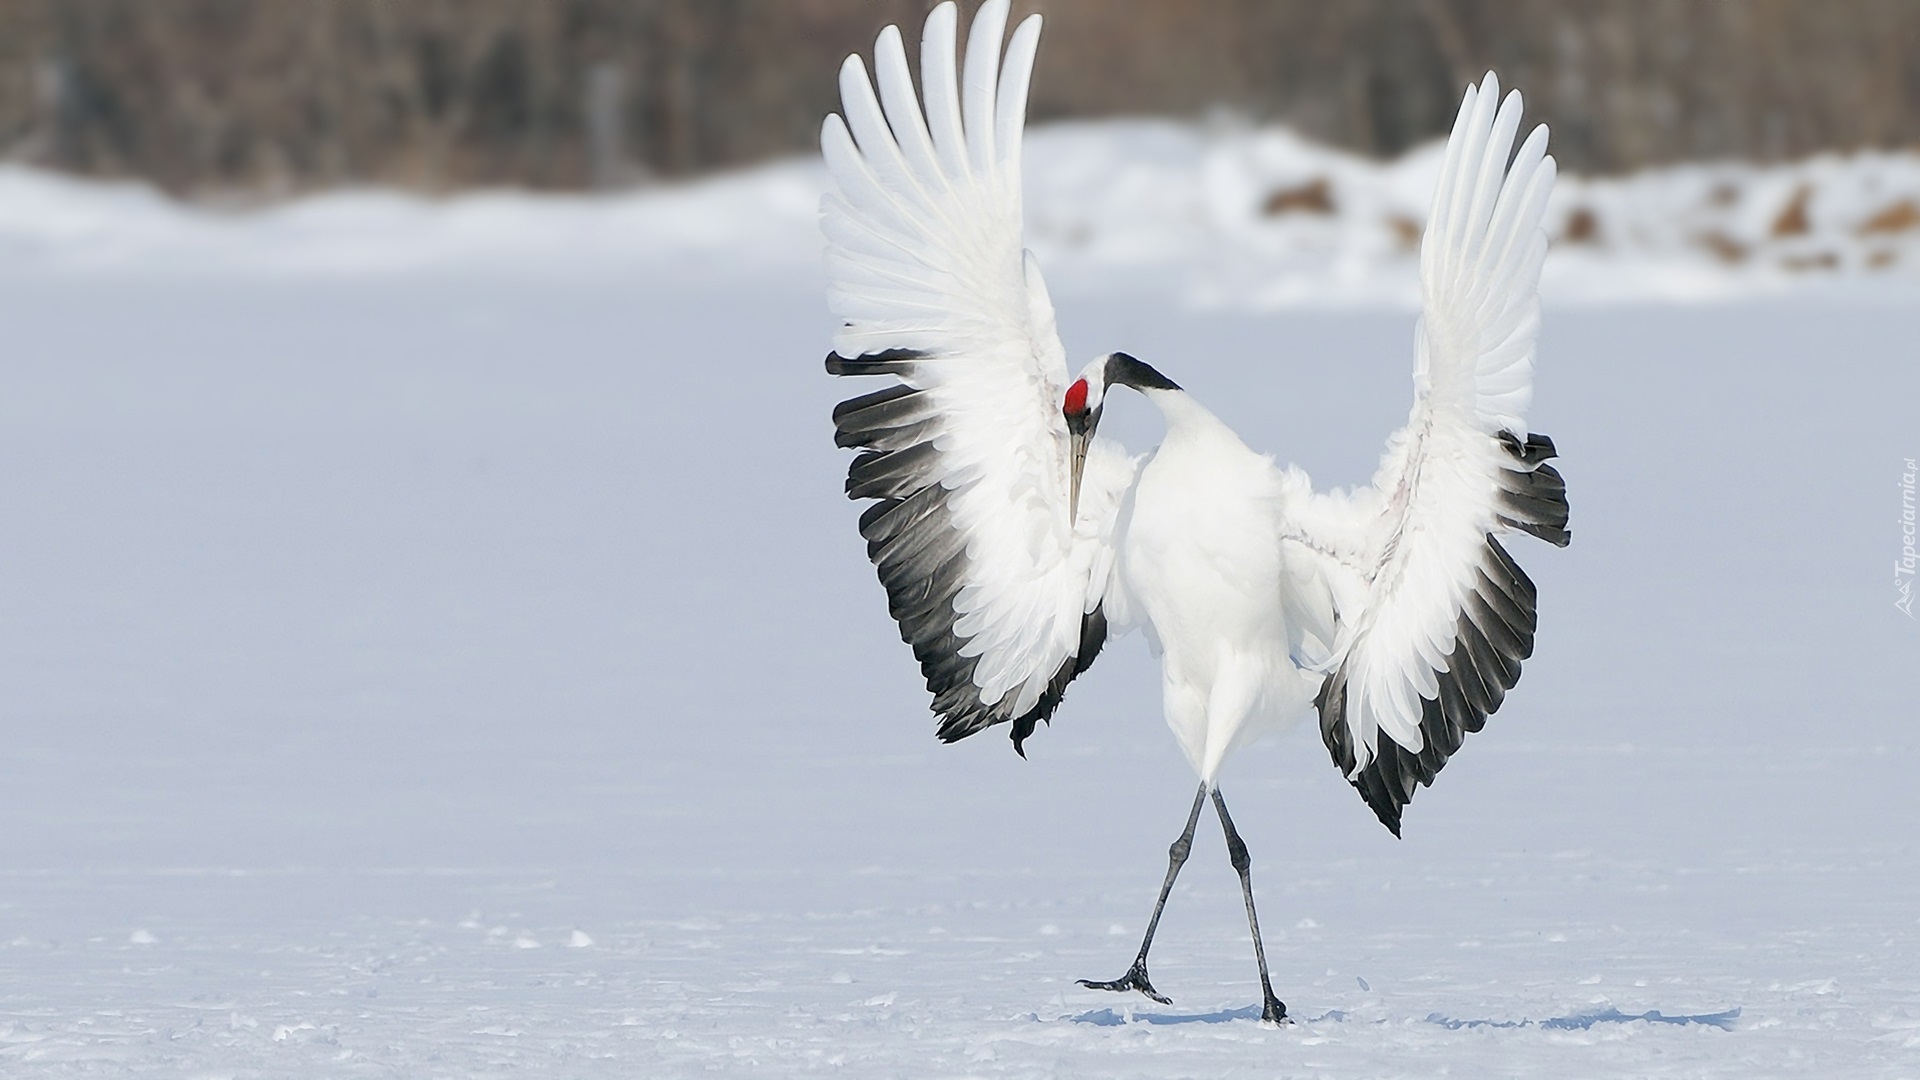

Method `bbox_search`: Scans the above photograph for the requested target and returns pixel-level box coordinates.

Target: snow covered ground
[1,127,1918,1076]
[2,117,1919,304]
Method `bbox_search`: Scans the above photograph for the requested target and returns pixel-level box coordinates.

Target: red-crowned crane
[823,0,1570,1024]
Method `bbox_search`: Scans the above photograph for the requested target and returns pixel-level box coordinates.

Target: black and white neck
[1104,351,1180,395]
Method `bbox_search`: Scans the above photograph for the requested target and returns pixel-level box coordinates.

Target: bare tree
[0,0,1910,196]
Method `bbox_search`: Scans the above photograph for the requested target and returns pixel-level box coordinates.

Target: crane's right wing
[824,0,1123,753]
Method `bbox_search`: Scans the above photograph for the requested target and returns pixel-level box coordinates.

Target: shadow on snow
[1068,1005,1741,1030]
[1071,1004,1269,1026]
[1424,1006,1741,1031]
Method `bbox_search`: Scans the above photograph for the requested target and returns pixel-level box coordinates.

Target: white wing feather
[824,1,1118,740]
[1283,74,1569,806]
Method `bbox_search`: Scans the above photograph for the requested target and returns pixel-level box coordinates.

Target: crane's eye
[1063,379,1089,417]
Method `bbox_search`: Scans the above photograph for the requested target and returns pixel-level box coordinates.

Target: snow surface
[1,128,1918,1076]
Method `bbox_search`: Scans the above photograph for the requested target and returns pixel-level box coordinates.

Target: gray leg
[1077,782,1208,1005]
[1212,787,1289,1024]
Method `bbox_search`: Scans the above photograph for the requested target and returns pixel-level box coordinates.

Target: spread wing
[1278,73,1572,835]
[823,0,1128,753]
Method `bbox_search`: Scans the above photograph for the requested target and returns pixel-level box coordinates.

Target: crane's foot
[1077,960,1172,1005]
[1261,989,1290,1025]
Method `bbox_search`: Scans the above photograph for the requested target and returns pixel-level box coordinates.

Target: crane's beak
[1069,428,1087,523]
[1066,405,1097,523]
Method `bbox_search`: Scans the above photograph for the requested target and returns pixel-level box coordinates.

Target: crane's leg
[1077,782,1208,1005]
[1211,787,1288,1024]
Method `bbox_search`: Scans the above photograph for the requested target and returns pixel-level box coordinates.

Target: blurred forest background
[0,0,1913,197]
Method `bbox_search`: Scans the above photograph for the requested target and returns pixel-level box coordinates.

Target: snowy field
[2,117,1919,303]
[2,132,1918,1076]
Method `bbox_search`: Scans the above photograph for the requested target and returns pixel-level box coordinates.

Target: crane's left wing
[1279,74,1571,835]
[824,0,1127,753]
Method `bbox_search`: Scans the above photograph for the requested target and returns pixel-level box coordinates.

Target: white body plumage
[1114,390,1322,782]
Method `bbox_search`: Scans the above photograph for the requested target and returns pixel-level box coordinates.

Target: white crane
[823,1,1569,1025]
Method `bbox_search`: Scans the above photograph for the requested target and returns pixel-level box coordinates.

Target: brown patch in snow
[1262,178,1334,217]
[1781,251,1838,272]
[1858,199,1920,235]
[1385,214,1422,251]
[1561,207,1599,244]
[1695,231,1749,264]
[1771,185,1812,238]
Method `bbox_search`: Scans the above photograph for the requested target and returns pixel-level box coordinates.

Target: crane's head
[1063,351,1180,520]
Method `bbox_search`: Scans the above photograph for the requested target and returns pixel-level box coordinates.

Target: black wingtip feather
[1007,607,1109,756]
[834,348,1108,754]
[1496,431,1572,547]
[826,347,927,377]
[1320,526,1555,835]
[1353,769,1404,837]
